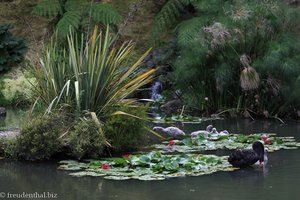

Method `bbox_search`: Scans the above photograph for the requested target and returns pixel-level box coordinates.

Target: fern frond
[153,0,191,35]
[176,17,207,47]
[32,0,60,17]
[65,0,89,12]
[192,0,224,13]
[91,3,122,25]
[56,11,81,38]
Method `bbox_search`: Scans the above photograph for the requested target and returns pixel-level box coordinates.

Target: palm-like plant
[32,26,156,118]
[32,0,122,38]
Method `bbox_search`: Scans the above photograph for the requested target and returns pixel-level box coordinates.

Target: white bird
[153,126,185,139]
[219,130,229,136]
[211,128,218,133]
[190,125,214,138]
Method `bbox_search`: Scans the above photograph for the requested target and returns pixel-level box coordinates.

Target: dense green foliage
[0,24,27,72]
[104,106,147,152]
[69,118,106,159]
[32,0,122,38]
[9,114,66,161]
[154,0,300,117]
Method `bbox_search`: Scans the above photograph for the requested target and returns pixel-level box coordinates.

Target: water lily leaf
[138,175,165,181]
[222,167,240,171]
[70,171,105,177]
[112,158,128,167]
[59,160,80,164]
[182,138,193,147]
[154,133,300,153]
[104,176,131,180]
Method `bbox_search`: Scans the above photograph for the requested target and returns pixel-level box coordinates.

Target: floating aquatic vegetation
[58,133,300,181]
[152,115,221,124]
[58,152,236,180]
[153,133,300,153]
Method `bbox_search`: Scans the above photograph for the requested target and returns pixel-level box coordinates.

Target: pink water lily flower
[261,136,268,141]
[101,164,111,170]
[265,141,273,145]
[123,154,131,159]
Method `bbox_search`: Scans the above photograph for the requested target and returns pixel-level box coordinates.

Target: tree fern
[92,4,122,25]
[153,0,191,35]
[32,0,61,17]
[65,0,88,12]
[176,17,207,46]
[192,0,225,13]
[32,0,121,38]
[56,11,81,38]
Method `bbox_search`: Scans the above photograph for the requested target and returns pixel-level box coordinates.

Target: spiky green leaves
[32,27,156,118]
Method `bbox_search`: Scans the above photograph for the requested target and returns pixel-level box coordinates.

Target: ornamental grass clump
[32,26,156,119]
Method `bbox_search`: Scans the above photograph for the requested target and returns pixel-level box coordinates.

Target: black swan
[153,126,185,139]
[228,141,268,168]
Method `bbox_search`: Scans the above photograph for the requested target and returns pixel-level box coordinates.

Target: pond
[1,119,300,200]
[0,108,27,131]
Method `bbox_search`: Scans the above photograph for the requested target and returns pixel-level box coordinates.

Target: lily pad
[58,152,233,181]
[104,176,131,180]
[154,133,300,153]
[70,171,105,177]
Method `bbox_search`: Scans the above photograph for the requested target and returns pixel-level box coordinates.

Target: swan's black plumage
[228,141,265,168]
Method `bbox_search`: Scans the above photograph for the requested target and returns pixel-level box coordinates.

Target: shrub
[104,106,147,152]
[12,114,66,161]
[0,137,17,158]
[0,138,6,156]
[68,118,106,159]
[0,24,27,72]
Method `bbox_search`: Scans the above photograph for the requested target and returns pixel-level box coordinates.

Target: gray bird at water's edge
[153,126,185,139]
[191,125,214,138]
[228,141,268,168]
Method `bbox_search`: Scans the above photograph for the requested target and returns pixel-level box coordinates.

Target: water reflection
[0,108,27,130]
[1,119,300,200]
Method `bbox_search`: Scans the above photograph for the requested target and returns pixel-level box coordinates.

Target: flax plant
[32,26,156,118]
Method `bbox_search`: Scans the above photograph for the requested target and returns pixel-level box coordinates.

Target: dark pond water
[0,108,27,130]
[1,119,300,200]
